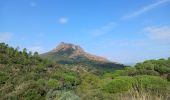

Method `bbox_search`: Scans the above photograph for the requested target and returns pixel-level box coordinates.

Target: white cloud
[58,17,68,24]
[28,46,46,54]
[89,22,116,36]
[145,26,170,40]
[0,32,13,42]
[122,0,170,19]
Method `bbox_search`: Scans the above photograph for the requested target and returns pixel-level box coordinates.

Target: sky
[0,0,170,65]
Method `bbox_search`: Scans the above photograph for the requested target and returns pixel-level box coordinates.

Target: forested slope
[0,43,169,100]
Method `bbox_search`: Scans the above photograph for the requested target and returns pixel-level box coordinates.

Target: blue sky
[1,0,170,64]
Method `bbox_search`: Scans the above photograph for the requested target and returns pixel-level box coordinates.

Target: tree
[34,52,39,57]
[154,65,170,75]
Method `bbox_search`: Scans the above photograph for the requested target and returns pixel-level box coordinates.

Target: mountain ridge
[40,42,124,72]
[47,42,110,62]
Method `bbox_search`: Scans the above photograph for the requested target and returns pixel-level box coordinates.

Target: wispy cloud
[0,32,13,42]
[145,26,170,40]
[89,22,117,36]
[122,0,170,19]
[58,17,68,24]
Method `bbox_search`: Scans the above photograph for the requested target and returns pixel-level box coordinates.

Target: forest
[0,42,170,100]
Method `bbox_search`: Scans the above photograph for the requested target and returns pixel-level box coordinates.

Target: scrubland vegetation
[0,43,169,100]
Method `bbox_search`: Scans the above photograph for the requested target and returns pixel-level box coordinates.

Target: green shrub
[37,79,46,86]
[124,67,137,76]
[135,69,159,76]
[0,71,8,84]
[23,89,43,100]
[47,79,60,89]
[103,77,132,93]
[63,74,77,84]
[134,75,168,91]
[135,62,155,70]
[77,73,101,95]
[154,65,170,75]
[111,70,127,78]
[52,72,62,80]
[46,89,60,100]
[59,91,80,100]
[115,76,136,85]
[167,74,170,81]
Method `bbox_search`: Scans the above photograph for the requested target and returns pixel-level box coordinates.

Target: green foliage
[0,42,44,65]
[110,70,127,78]
[37,79,46,86]
[0,71,8,84]
[0,42,170,100]
[134,59,170,78]
[23,89,43,100]
[80,74,100,90]
[154,65,170,75]
[76,73,101,97]
[102,76,135,93]
[167,74,170,81]
[115,76,136,85]
[135,62,155,70]
[59,91,80,100]
[52,70,80,90]
[47,79,60,89]
[63,74,77,85]
[103,78,132,93]
[135,69,160,76]
[134,75,168,92]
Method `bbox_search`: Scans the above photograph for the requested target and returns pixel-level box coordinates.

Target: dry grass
[103,90,169,100]
[129,91,168,100]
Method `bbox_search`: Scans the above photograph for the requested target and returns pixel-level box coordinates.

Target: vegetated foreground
[0,42,170,100]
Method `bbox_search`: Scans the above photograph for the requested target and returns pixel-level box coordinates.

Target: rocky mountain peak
[50,42,109,62]
[52,42,84,53]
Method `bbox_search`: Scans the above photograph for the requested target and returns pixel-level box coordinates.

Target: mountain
[40,42,125,72]
[44,42,109,62]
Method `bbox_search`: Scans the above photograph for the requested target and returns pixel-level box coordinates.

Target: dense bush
[0,43,170,100]
[135,62,155,70]
[22,89,43,100]
[0,71,8,84]
[58,91,80,100]
[135,69,159,76]
[167,74,170,81]
[47,79,60,89]
[134,75,168,92]
[134,59,170,80]
[103,77,133,93]
[37,79,46,86]
[102,75,168,94]
[154,65,170,75]
[109,70,127,78]
[52,71,80,89]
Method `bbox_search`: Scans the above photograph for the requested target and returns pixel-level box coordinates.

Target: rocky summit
[48,42,109,62]
[40,42,124,72]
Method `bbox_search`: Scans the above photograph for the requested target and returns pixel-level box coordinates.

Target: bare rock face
[52,42,84,53]
[41,42,124,72]
[51,42,109,62]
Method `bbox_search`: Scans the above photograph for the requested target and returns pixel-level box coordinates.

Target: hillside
[40,42,125,72]
[0,42,169,100]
